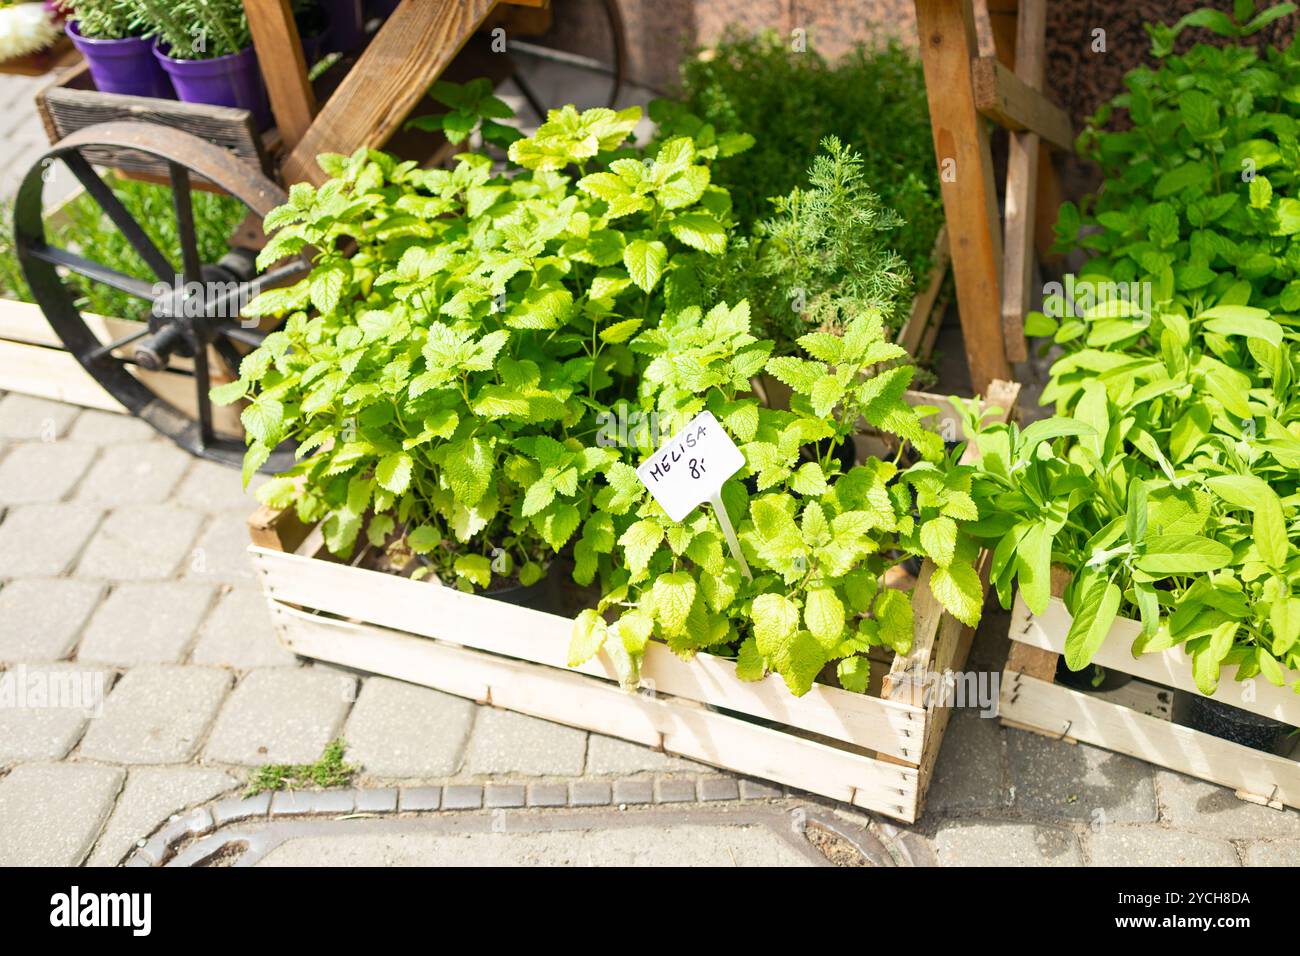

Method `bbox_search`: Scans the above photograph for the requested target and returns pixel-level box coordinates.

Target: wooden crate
[248,381,1019,823]
[1001,592,1300,812]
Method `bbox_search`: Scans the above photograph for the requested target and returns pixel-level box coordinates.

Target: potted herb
[215,88,737,600]
[57,0,173,97]
[124,0,270,127]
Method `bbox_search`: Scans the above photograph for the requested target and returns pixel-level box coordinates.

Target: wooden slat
[247,503,311,553]
[914,0,1011,393]
[999,0,1045,364]
[282,0,499,185]
[894,226,950,360]
[1010,593,1300,725]
[274,604,923,820]
[970,55,1073,152]
[250,547,928,759]
[244,0,316,149]
[0,337,124,412]
[1000,672,1300,811]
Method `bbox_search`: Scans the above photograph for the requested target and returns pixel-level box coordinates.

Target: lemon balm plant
[569,302,987,695]
[216,90,741,592]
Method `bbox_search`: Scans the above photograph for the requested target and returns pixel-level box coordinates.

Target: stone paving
[0,392,1297,866]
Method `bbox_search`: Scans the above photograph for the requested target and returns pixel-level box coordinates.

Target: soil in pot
[1054,660,1133,693]
[67,21,174,98]
[1186,694,1290,752]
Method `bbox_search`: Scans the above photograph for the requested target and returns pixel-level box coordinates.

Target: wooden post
[1000,0,1045,363]
[244,0,316,150]
[281,0,499,186]
[914,0,1012,393]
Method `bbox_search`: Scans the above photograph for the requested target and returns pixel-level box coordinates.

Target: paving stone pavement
[1,67,1298,865]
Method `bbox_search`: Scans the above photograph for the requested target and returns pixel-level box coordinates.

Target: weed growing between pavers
[245,738,358,796]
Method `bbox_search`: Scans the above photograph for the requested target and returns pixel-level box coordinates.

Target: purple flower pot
[67,21,174,99]
[323,0,366,53]
[153,44,271,130]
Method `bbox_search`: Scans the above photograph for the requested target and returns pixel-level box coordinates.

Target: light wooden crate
[1001,593,1300,812]
[248,381,1018,823]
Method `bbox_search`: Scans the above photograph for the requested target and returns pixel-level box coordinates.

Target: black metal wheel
[13,121,308,471]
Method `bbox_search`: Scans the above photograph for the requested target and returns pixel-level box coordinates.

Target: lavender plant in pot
[126,0,271,128]
[58,0,173,98]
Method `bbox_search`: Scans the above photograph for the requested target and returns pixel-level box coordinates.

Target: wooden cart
[10,0,545,471]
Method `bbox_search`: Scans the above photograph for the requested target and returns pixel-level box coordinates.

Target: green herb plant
[122,0,251,58]
[988,2,1300,695]
[216,88,739,593]
[569,302,986,696]
[56,0,136,38]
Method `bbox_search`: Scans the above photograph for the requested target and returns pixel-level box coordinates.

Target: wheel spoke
[26,244,160,301]
[205,256,311,320]
[169,162,203,283]
[193,345,214,446]
[83,325,152,362]
[61,151,176,283]
[213,321,267,347]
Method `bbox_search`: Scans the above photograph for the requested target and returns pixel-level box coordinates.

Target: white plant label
[635,411,751,578]
[636,411,743,521]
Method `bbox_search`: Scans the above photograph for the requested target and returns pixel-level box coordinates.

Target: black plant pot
[1054,660,1133,692]
[1186,695,1288,752]
[481,560,564,615]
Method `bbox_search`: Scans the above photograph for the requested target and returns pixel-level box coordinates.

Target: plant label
[636,411,744,521]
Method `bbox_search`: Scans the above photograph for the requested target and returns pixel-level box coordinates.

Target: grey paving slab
[0,503,102,576]
[79,665,231,764]
[203,667,355,766]
[570,780,612,806]
[933,820,1084,867]
[212,792,271,826]
[87,767,237,866]
[613,779,653,805]
[189,588,296,668]
[0,440,96,504]
[655,777,697,803]
[466,707,587,776]
[0,762,124,866]
[739,779,783,800]
[75,504,203,580]
[271,789,355,816]
[344,677,474,778]
[0,663,114,761]
[485,784,526,808]
[586,733,706,774]
[76,442,190,505]
[925,707,1009,812]
[442,784,483,810]
[1085,825,1241,867]
[0,393,80,440]
[0,578,102,661]
[1006,728,1157,824]
[1241,840,1300,865]
[1154,770,1300,839]
[253,822,818,867]
[77,582,214,665]
[698,776,741,802]
[399,787,442,812]
[527,782,567,807]
[355,788,398,813]
[172,459,263,512]
[183,513,260,585]
[66,408,156,444]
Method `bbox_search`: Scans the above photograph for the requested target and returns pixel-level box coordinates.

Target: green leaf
[598,318,643,344]
[1134,535,1233,574]
[375,452,413,495]
[406,525,440,553]
[569,608,609,667]
[752,593,799,659]
[240,398,284,446]
[453,554,492,589]
[309,261,350,315]
[668,212,727,254]
[651,571,696,636]
[619,519,664,578]
[920,516,957,567]
[874,587,913,654]
[929,562,983,627]
[1063,576,1121,672]
[836,657,871,694]
[623,239,667,293]
[804,587,846,649]
[735,636,765,681]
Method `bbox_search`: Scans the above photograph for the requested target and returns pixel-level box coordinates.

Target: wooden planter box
[248,381,1019,823]
[1001,592,1300,812]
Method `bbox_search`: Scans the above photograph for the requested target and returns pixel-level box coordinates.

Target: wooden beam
[971,55,1074,152]
[244,0,315,150]
[1000,0,1044,363]
[282,0,498,185]
[914,0,1011,393]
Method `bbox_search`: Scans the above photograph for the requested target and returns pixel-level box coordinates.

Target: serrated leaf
[375,452,413,494]
[569,608,609,667]
[623,239,667,293]
[805,587,846,649]
[668,212,726,254]
[651,571,696,636]
[929,562,982,627]
[920,516,958,567]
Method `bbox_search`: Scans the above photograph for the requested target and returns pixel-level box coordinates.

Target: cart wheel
[12,121,308,471]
